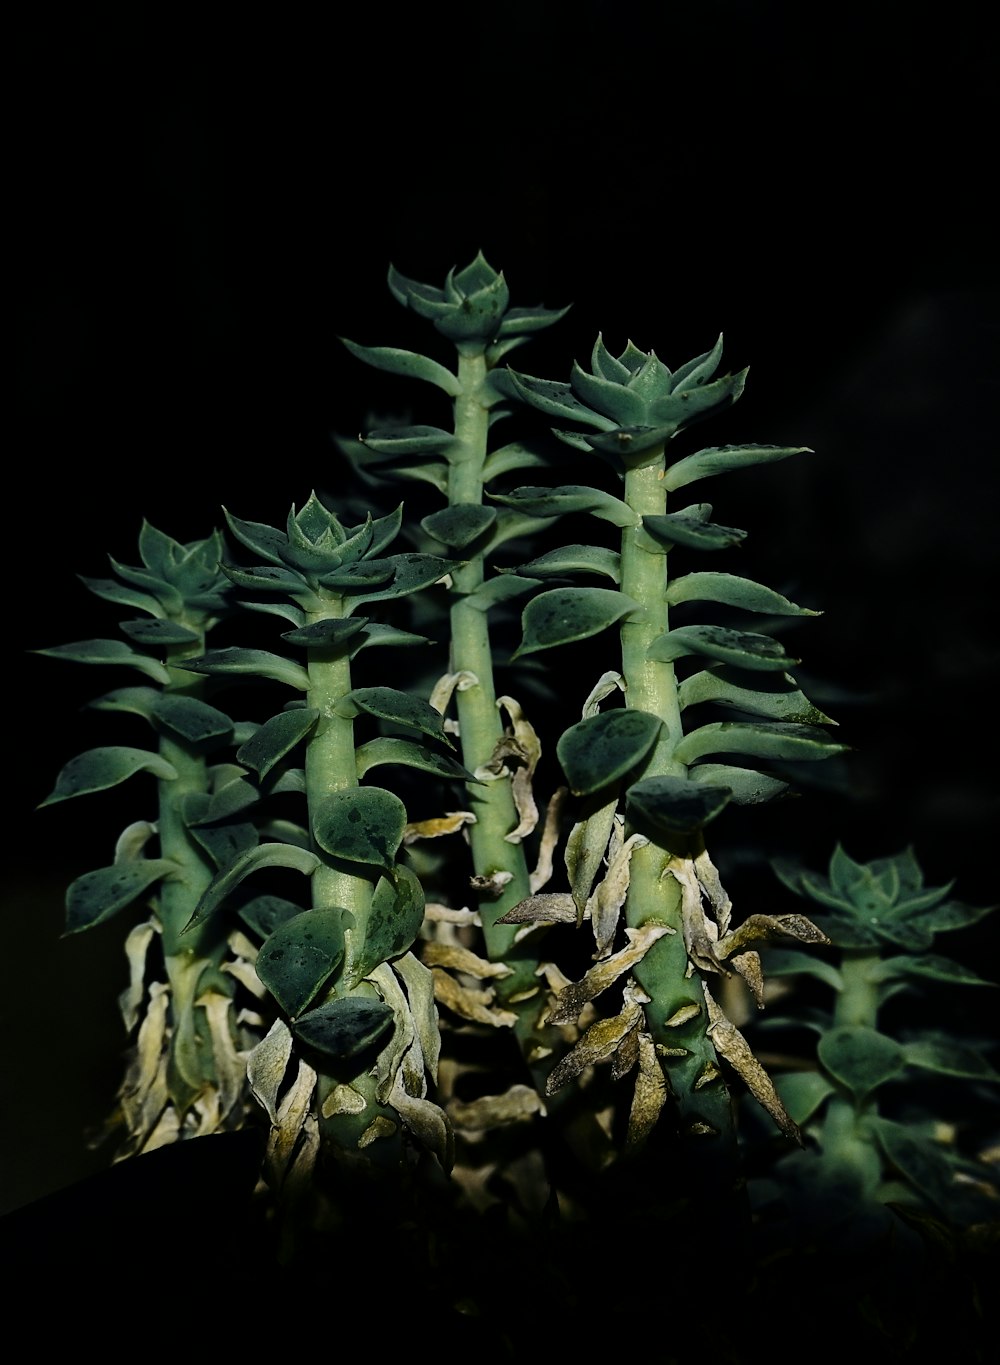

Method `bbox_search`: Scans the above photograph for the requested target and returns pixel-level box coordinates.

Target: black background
[7,3,998,1212]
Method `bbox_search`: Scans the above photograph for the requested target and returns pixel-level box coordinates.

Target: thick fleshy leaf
[570,361,649,425]
[647,369,748,434]
[515,544,621,582]
[678,667,835,725]
[505,371,617,428]
[342,865,426,988]
[666,572,819,617]
[291,996,394,1061]
[237,708,320,780]
[336,686,454,747]
[360,425,459,457]
[179,648,311,691]
[867,1117,959,1209]
[40,746,178,806]
[354,737,478,783]
[461,575,542,612]
[349,622,435,653]
[255,909,347,1017]
[490,484,636,527]
[514,587,638,658]
[312,787,407,870]
[78,576,160,615]
[641,509,747,552]
[626,775,731,835]
[900,1038,1000,1081]
[480,442,553,482]
[875,953,998,988]
[185,842,320,930]
[340,338,462,396]
[664,443,810,492]
[421,505,496,548]
[118,618,201,646]
[648,625,798,670]
[150,695,234,745]
[64,859,179,934]
[185,808,258,869]
[34,638,171,684]
[557,709,663,795]
[688,763,789,804]
[238,894,305,938]
[816,1025,905,1101]
[759,946,843,990]
[773,1070,836,1125]
[341,553,457,609]
[674,721,846,766]
[279,618,369,649]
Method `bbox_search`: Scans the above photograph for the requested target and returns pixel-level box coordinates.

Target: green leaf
[336,686,454,747]
[255,909,347,1017]
[664,444,811,492]
[150,695,235,746]
[648,625,798,670]
[773,1070,836,1125]
[514,544,621,583]
[481,442,553,482]
[900,1038,1000,1081]
[666,572,819,617]
[640,508,747,552]
[348,622,435,653]
[238,894,305,938]
[678,668,835,725]
[237,708,320,779]
[186,812,259,870]
[312,787,407,870]
[867,1117,959,1210]
[556,709,663,795]
[361,425,459,457]
[64,859,179,934]
[118,618,201,646]
[34,638,171,685]
[341,553,457,610]
[78,576,161,615]
[180,647,311,691]
[505,371,617,428]
[489,484,637,527]
[674,721,847,766]
[687,763,789,804]
[354,737,478,783]
[817,1025,906,1101]
[185,842,320,931]
[626,775,732,836]
[462,575,542,612]
[340,338,462,396]
[40,746,178,806]
[874,953,998,988]
[342,865,426,989]
[513,587,638,658]
[760,947,843,991]
[421,505,497,548]
[279,618,369,649]
[291,996,394,1061]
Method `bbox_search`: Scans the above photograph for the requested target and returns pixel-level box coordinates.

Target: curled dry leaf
[447,1083,546,1130]
[545,980,648,1095]
[703,984,803,1145]
[496,893,578,925]
[431,967,518,1028]
[545,922,673,1026]
[590,831,649,958]
[627,1032,669,1146]
[421,940,513,979]
[403,811,477,844]
[530,785,569,892]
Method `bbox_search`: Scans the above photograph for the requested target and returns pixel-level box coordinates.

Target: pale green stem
[819,949,883,1190]
[302,601,399,1151]
[447,352,538,1003]
[619,458,738,1153]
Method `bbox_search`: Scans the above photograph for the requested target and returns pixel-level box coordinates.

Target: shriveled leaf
[545,992,645,1095]
[431,968,518,1028]
[703,987,802,1143]
[496,893,578,925]
[546,924,671,1025]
